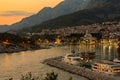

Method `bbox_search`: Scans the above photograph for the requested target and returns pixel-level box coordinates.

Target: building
[81,30,97,45]
[92,61,120,74]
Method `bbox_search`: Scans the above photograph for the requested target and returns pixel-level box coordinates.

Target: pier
[44,56,119,80]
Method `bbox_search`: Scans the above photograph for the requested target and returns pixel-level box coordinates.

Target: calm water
[71,44,119,61]
[0,47,88,80]
[0,44,119,80]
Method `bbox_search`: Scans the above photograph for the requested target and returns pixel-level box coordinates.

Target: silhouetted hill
[0,25,9,32]
[0,0,91,32]
[24,0,120,32]
[1,0,120,32]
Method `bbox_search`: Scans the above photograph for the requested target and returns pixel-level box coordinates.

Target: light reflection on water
[0,45,119,80]
[0,47,88,80]
[71,44,119,61]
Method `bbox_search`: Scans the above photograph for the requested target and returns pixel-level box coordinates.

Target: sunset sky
[0,0,63,25]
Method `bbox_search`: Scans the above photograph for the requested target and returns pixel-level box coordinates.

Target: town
[23,21,120,45]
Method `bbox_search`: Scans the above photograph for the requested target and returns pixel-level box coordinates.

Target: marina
[44,56,118,80]
[0,44,120,80]
[0,47,88,80]
[0,0,120,80]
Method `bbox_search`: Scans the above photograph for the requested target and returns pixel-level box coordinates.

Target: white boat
[63,53,83,65]
[113,58,120,63]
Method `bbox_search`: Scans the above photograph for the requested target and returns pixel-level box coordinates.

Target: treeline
[30,34,59,42]
[0,33,27,44]
[0,33,36,45]
[29,33,102,43]
[66,33,102,40]
[8,71,73,80]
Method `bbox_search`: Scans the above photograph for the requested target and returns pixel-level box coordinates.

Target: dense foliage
[0,33,28,44]
[8,71,72,80]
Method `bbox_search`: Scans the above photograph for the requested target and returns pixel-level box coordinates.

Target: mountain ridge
[1,0,120,32]
[0,0,90,32]
[22,0,120,32]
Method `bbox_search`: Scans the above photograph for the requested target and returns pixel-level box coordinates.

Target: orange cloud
[0,0,63,25]
[0,16,26,25]
[0,11,34,16]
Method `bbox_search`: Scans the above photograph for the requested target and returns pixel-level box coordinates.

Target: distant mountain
[26,9,120,32]
[86,0,120,10]
[0,25,10,32]
[1,0,120,32]
[0,0,91,32]
[23,0,120,32]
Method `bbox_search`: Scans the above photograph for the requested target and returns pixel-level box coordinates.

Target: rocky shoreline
[0,43,49,53]
[44,56,119,80]
[0,44,27,53]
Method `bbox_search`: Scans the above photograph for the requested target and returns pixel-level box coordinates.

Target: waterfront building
[55,37,61,44]
[81,30,97,45]
[92,61,120,74]
[100,38,119,46]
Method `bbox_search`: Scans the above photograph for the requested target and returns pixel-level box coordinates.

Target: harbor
[0,43,120,80]
[0,47,88,80]
[44,56,119,80]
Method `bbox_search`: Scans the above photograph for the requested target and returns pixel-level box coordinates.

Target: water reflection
[69,44,119,61]
[0,47,88,80]
[20,51,25,63]
[0,45,119,80]
[116,47,120,60]
[4,53,10,67]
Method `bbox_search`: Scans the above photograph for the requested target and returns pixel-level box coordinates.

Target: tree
[20,72,40,80]
[43,71,58,80]
[8,71,74,80]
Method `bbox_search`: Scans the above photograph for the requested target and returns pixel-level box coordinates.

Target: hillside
[1,0,120,32]
[0,25,9,32]
[23,0,120,32]
[0,0,91,32]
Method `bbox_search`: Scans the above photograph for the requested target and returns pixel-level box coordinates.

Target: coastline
[44,56,119,80]
[0,43,51,53]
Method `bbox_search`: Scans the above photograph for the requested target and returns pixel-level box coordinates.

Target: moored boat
[63,53,82,65]
[92,61,120,74]
[113,58,120,63]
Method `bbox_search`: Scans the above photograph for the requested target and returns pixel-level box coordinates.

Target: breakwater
[44,56,119,80]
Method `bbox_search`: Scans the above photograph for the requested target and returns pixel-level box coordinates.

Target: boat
[92,61,120,74]
[63,53,83,65]
[79,51,96,61]
[63,50,96,65]
[113,58,120,63]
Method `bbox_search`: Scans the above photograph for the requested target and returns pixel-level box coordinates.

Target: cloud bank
[0,11,34,16]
